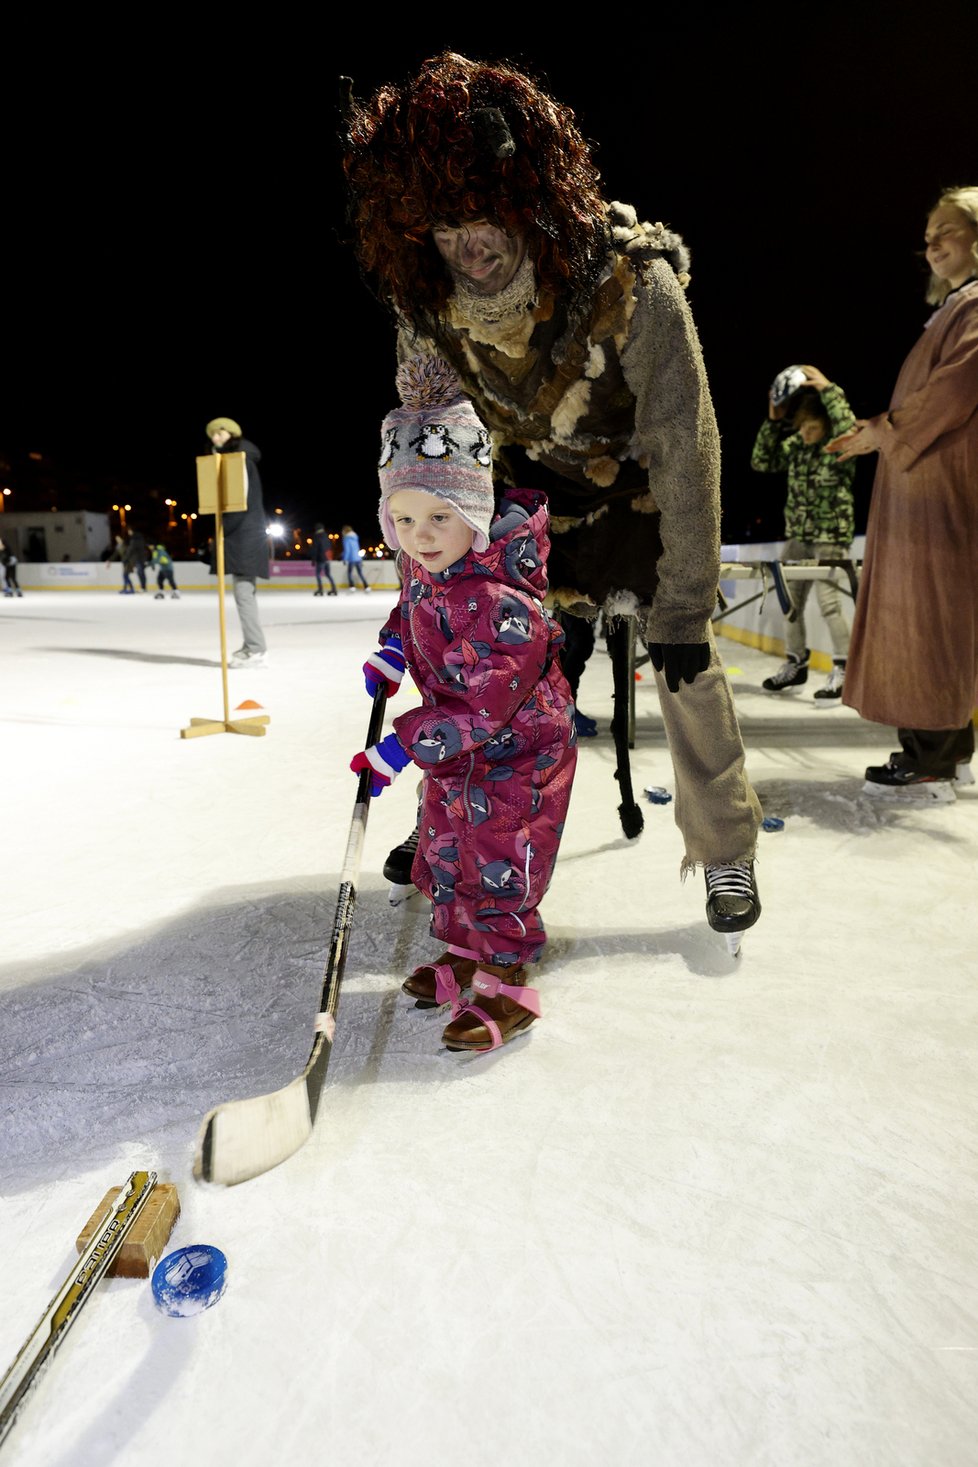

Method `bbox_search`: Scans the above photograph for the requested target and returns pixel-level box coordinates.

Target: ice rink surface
[2,589,976,1467]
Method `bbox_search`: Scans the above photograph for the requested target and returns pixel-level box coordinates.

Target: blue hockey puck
[762,816,785,831]
[644,786,673,804]
[151,1245,228,1318]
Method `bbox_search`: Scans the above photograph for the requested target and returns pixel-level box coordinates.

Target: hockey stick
[607,617,644,840]
[194,687,389,1186]
[0,1171,157,1446]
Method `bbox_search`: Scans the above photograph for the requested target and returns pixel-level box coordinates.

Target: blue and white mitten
[363,634,407,699]
[350,732,412,798]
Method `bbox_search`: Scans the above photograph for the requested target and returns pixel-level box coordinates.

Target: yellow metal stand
[181,453,270,740]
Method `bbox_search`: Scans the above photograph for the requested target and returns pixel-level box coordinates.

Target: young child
[151,543,180,599]
[350,356,578,1054]
[751,364,856,699]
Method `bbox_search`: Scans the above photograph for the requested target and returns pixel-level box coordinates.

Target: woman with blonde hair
[829,186,978,798]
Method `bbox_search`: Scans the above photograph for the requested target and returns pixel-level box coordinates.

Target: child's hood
[430,488,551,598]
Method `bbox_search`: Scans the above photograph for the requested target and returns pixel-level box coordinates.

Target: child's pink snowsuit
[380,490,578,968]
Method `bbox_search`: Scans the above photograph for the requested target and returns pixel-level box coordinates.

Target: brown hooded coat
[843,280,978,730]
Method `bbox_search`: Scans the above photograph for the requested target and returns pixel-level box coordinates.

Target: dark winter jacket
[211,438,270,579]
[124,532,147,571]
[312,529,330,565]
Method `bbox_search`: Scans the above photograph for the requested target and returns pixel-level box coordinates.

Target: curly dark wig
[341,52,608,325]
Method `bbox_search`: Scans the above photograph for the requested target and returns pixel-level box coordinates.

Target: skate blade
[724,932,743,957]
[955,763,976,787]
[388,881,420,907]
[862,779,956,804]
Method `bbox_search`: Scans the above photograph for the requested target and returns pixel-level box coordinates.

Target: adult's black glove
[647,642,710,693]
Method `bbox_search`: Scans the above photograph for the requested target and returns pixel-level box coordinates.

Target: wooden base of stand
[181,714,270,739]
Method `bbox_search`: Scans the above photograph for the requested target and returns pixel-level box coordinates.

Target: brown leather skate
[401,953,477,1008]
[441,963,541,1052]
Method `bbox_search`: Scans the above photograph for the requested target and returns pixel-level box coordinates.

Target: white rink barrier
[10,559,400,593]
[715,538,866,669]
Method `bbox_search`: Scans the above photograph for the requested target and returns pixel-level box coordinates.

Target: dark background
[3,7,975,557]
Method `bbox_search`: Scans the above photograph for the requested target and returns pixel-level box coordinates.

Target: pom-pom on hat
[206,417,242,439]
[378,357,494,554]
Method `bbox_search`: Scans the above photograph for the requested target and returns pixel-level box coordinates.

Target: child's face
[388,489,475,573]
[793,412,826,446]
[210,428,231,447]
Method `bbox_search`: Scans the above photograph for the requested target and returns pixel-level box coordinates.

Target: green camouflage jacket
[750,383,856,543]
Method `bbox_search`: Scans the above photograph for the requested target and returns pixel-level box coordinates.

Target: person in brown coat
[828,186,978,799]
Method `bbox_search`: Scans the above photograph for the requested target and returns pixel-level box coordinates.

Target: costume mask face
[431,218,527,296]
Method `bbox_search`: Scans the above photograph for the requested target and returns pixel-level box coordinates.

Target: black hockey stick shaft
[306,684,388,1125]
[194,688,389,1181]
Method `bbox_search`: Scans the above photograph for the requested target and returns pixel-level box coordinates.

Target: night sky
[4,7,975,551]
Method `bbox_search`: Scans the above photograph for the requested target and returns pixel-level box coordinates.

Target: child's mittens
[350,732,412,797]
[363,634,407,698]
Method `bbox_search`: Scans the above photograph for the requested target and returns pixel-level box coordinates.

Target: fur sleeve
[620,257,721,643]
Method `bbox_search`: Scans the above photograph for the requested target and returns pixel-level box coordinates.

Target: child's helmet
[769,365,808,407]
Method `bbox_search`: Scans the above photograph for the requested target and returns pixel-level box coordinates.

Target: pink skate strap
[471,970,542,1019]
[456,1004,503,1052]
[433,963,463,1013]
[446,942,481,960]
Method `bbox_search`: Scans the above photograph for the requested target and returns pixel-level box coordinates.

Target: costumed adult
[340,52,763,939]
[828,186,978,798]
[206,417,270,669]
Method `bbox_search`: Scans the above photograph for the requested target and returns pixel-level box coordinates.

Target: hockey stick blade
[0,1170,157,1447]
[194,689,388,1186]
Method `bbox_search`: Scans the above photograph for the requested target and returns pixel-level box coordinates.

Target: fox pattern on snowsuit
[379,489,578,966]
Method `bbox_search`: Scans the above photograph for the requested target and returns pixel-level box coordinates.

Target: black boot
[383,820,420,885]
[762,650,809,692]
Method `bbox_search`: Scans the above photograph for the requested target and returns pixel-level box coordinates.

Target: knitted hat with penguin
[377,357,494,553]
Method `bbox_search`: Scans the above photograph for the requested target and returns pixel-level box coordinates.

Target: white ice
[1,586,976,1467]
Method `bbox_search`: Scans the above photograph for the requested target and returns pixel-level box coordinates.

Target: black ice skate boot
[704,861,761,956]
[863,757,956,804]
[383,815,421,906]
[762,650,809,692]
[813,659,846,702]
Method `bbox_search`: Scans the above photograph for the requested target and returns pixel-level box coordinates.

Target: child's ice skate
[441,963,541,1052]
[402,952,477,1009]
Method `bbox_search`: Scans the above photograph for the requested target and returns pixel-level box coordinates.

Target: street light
[267,521,285,559]
[0,488,10,512]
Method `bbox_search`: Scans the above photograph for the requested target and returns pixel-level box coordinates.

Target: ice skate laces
[768,658,805,687]
[705,863,754,899]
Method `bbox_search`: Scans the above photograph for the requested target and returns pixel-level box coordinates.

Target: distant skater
[312,523,337,596]
[0,539,23,597]
[152,544,180,599]
[341,525,369,590]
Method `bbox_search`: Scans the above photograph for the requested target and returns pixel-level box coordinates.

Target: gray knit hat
[378,357,494,553]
